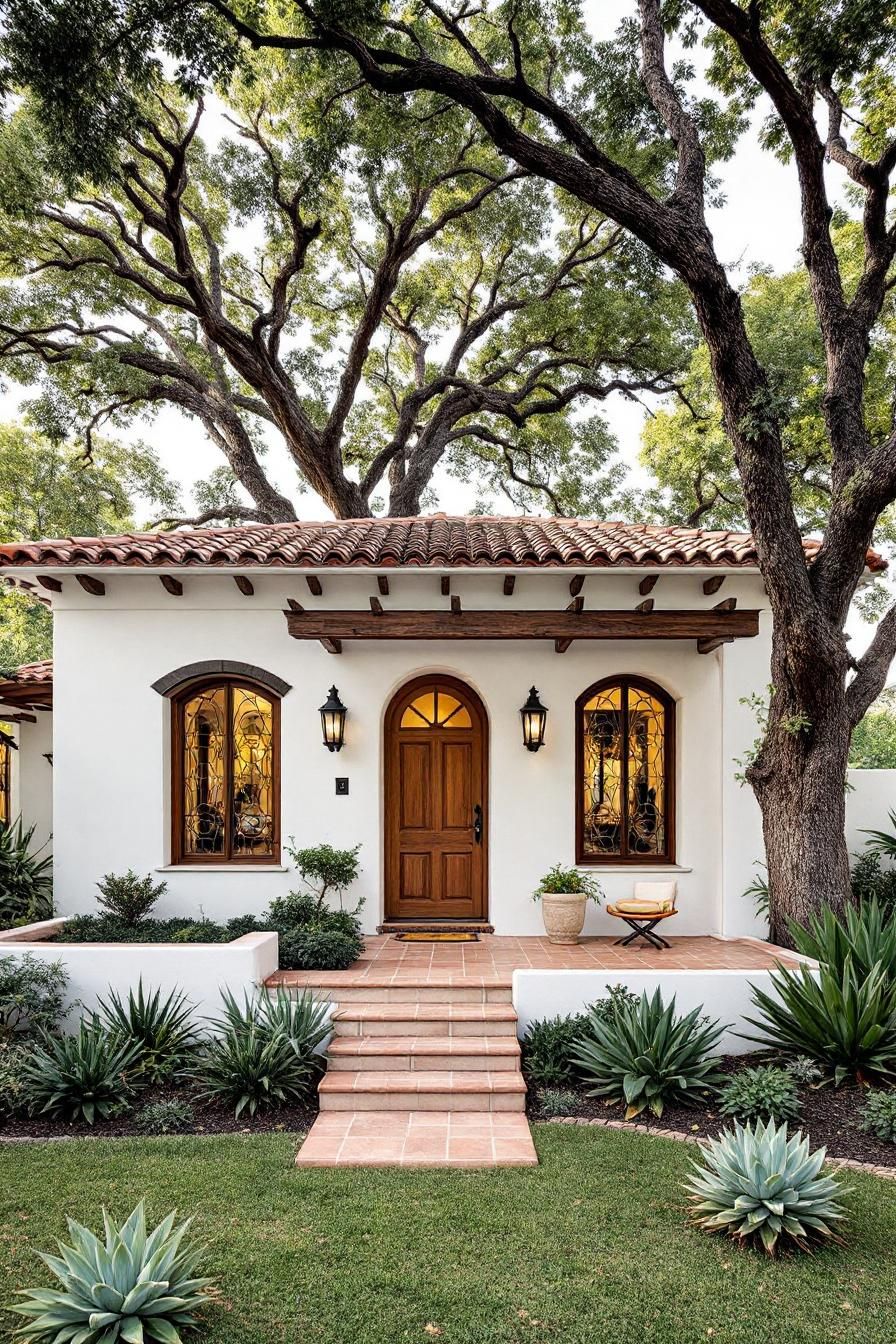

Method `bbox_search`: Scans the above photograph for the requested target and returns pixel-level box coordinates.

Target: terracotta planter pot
[539,892,588,945]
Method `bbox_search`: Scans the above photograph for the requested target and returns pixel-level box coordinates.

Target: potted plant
[533,864,603,945]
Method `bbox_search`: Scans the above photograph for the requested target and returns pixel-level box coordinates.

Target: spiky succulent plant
[685,1118,849,1255]
[7,1199,213,1342]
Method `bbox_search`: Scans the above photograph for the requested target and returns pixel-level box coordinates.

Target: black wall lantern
[520,686,548,752]
[319,686,347,752]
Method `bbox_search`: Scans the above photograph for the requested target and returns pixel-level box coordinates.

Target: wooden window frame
[171,676,281,866]
[575,675,675,866]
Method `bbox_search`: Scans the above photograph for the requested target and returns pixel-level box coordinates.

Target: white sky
[0,0,884,658]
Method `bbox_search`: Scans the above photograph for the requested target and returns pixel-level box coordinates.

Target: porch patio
[268,932,799,994]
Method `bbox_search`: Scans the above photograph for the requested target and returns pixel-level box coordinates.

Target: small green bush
[0,818,53,925]
[859,1089,896,1143]
[588,984,641,1023]
[95,869,167,924]
[851,851,896,918]
[0,1040,31,1120]
[133,1097,197,1135]
[718,1065,802,1124]
[98,980,198,1084]
[7,1199,214,1341]
[744,958,896,1085]
[21,1018,142,1124]
[0,952,67,1041]
[572,989,726,1118]
[522,1013,591,1088]
[278,925,363,971]
[686,1118,849,1255]
[536,1088,583,1118]
[784,1055,823,1085]
[286,840,362,906]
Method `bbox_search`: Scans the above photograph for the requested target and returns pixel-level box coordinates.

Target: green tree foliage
[639,236,896,540]
[0,422,179,666]
[0,32,695,520]
[849,688,896,769]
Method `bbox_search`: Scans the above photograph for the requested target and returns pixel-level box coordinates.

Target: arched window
[576,676,675,865]
[171,678,280,864]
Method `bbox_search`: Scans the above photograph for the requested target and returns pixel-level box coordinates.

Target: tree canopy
[0,422,179,667]
[0,39,694,520]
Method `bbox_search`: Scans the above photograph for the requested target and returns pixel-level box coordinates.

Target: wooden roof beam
[285,608,760,642]
[440,576,450,595]
[503,575,516,596]
[703,575,725,595]
[234,575,254,596]
[306,575,323,596]
[370,595,384,614]
[377,575,390,595]
[569,574,585,596]
[159,575,183,596]
[37,575,63,593]
[636,598,655,613]
[75,574,105,596]
[639,575,659,596]
[697,636,734,654]
[320,637,342,654]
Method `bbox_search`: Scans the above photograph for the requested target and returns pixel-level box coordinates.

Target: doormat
[394,932,480,943]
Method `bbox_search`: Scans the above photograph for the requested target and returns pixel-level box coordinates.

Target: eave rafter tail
[283,608,760,643]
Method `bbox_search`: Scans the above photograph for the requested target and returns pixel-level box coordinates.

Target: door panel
[385,678,487,921]
[441,741,472,829]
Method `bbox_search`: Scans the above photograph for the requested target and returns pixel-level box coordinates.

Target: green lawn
[2,1127,896,1344]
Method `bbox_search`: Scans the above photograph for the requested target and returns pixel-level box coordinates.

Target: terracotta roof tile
[0,659,53,709]
[0,515,884,573]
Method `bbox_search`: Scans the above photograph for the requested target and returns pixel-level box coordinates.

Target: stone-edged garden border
[546,1114,896,1181]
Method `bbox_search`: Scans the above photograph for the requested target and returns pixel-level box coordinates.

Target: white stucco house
[1,513,877,942]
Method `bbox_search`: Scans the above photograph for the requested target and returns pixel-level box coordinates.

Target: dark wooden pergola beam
[503,575,516,596]
[306,575,323,596]
[370,595,384,614]
[159,575,183,596]
[569,574,585,596]
[697,636,734,655]
[233,575,254,596]
[440,576,450,596]
[639,575,659,596]
[285,608,760,642]
[377,575,390,596]
[636,598,655,613]
[320,637,342,655]
[37,575,63,593]
[703,575,726,595]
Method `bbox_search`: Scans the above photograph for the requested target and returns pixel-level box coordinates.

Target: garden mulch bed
[0,1084,318,1141]
[527,1053,896,1168]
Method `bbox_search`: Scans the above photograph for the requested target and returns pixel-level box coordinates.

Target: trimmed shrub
[278,925,363,971]
[536,1088,583,1118]
[0,818,53,925]
[718,1065,802,1124]
[7,1200,214,1340]
[859,1089,896,1143]
[744,958,896,1085]
[572,989,726,1118]
[686,1118,849,1255]
[286,840,362,907]
[0,953,67,1041]
[134,1097,197,1135]
[98,981,198,1084]
[588,984,641,1023]
[522,1014,591,1088]
[851,851,896,919]
[21,1018,141,1123]
[95,869,167,924]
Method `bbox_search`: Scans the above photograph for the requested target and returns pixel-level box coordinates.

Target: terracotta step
[327,1034,521,1072]
[330,1002,519,1038]
[319,1069,527,1113]
[268,975,512,1005]
[295,1110,538,1168]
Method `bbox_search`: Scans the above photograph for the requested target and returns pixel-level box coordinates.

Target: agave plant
[789,898,896,984]
[21,1018,142,1124]
[686,1118,849,1255]
[98,981,198,1084]
[7,1199,213,1342]
[744,957,896,1085]
[0,818,53,926]
[570,988,726,1118]
[192,989,322,1117]
[861,809,896,861]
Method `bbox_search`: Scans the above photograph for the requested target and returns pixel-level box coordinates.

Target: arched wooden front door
[384,676,488,921]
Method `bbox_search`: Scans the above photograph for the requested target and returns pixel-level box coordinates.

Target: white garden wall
[846,769,896,857]
[37,567,771,937]
[0,924,279,1025]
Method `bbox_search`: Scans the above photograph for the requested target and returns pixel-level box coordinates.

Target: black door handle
[473,803,483,844]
